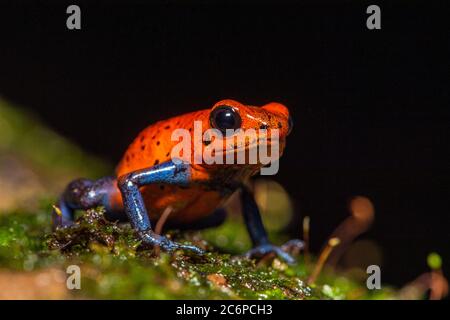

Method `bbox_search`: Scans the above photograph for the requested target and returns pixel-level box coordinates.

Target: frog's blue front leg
[241,185,304,264]
[117,160,204,254]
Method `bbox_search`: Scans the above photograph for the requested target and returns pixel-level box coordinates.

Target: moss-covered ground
[0,204,401,299]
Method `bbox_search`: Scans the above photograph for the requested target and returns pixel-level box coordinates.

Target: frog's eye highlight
[210,105,242,134]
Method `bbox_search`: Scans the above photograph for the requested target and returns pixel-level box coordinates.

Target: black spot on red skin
[152,135,156,140]
[164,125,171,130]
[278,122,282,129]
[166,152,170,157]
[140,135,145,142]
[156,141,160,146]
[141,145,146,151]
[159,185,165,190]
[154,159,160,165]
[126,155,130,162]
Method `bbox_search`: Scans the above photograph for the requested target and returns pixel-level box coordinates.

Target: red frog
[53,99,302,263]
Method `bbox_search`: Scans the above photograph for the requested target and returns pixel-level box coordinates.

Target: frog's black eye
[287,116,293,135]
[210,105,242,134]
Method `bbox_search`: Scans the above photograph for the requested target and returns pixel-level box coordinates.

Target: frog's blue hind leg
[240,185,304,264]
[117,160,204,254]
[52,176,119,229]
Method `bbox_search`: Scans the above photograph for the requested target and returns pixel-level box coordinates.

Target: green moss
[0,205,399,299]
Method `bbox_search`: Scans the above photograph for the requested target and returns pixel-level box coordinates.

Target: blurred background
[0,0,448,288]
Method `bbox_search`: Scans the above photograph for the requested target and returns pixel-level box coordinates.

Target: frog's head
[197,99,292,175]
[209,99,292,146]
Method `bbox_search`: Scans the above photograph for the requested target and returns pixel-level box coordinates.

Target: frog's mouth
[204,137,284,164]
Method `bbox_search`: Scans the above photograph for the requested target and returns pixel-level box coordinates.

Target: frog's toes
[138,230,204,255]
[174,243,205,255]
[244,244,296,265]
[281,239,304,255]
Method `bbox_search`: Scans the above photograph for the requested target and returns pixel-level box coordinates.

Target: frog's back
[115,110,226,223]
[116,110,206,175]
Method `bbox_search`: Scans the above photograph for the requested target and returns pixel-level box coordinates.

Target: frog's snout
[261,102,291,136]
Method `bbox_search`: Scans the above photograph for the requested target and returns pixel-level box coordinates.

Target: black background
[0,0,449,287]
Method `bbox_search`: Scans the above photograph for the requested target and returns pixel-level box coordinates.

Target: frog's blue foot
[138,230,205,255]
[245,239,304,265]
[281,239,305,255]
[52,177,118,230]
[239,184,304,264]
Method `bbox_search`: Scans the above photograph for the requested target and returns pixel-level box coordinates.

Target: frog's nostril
[287,116,293,135]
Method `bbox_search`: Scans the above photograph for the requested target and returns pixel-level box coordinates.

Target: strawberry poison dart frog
[52,99,302,263]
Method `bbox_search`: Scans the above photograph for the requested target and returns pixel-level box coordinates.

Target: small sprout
[427,252,442,270]
[307,237,341,285]
[324,196,375,266]
[328,238,341,247]
[154,206,173,257]
[426,252,448,300]
[155,206,173,236]
[303,216,310,264]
